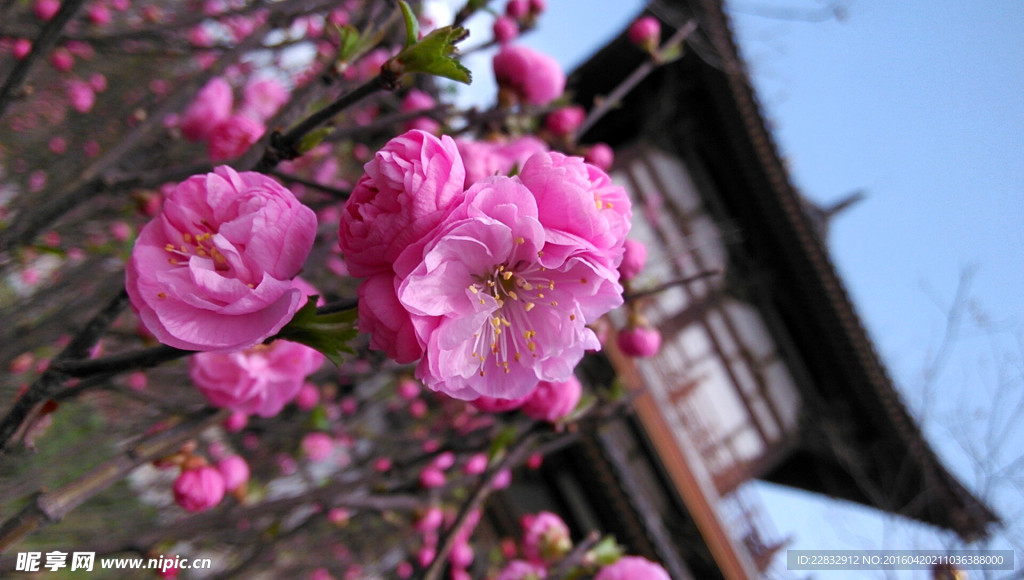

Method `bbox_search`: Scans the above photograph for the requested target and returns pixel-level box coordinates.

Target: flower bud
[617,324,662,358]
[173,465,226,512]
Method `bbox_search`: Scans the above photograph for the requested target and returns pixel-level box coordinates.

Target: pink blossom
[240,76,289,121]
[493,467,512,489]
[595,556,671,580]
[456,136,548,187]
[449,541,474,568]
[89,73,108,92]
[207,113,265,161]
[340,131,467,363]
[217,455,250,491]
[520,512,570,563]
[180,77,233,141]
[400,177,623,400]
[66,79,95,113]
[33,0,60,21]
[494,560,547,580]
[518,151,631,271]
[616,325,661,357]
[339,130,466,278]
[301,432,335,461]
[173,465,225,512]
[126,166,317,351]
[584,143,614,170]
[520,375,581,422]
[618,238,647,280]
[48,136,67,154]
[628,16,661,52]
[493,16,519,44]
[544,105,585,138]
[493,45,565,106]
[190,338,324,416]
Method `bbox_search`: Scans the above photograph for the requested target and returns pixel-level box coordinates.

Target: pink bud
[544,105,585,138]
[328,507,350,525]
[48,137,67,154]
[419,466,446,488]
[173,465,225,512]
[628,16,661,51]
[415,506,444,532]
[217,455,250,492]
[301,432,334,462]
[492,468,512,489]
[13,39,32,59]
[224,411,248,432]
[493,16,519,44]
[88,3,112,25]
[527,453,544,470]
[373,457,393,472]
[50,48,73,72]
[618,238,648,281]
[397,377,420,400]
[294,382,320,410]
[396,562,413,578]
[463,453,488,475]
[617,325,662,358]
[449,541,475,569]
[521,376,582,423]
[431,451,456,471]
[584,142,614,170]
[33,0,60,21]
[505,0,528,19]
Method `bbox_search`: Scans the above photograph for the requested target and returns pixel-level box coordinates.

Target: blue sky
[453,0,1023,575]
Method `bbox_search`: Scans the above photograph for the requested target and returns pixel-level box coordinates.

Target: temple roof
[567,0,998,542]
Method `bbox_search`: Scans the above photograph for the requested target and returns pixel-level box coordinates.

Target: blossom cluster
[339,129,631,402]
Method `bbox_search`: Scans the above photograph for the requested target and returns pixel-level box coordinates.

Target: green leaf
[398,0,419,48]
[587,535,624,567]
[297,127,333,154]
[488,425,518,461]
[309,405,330,431]
[335,24,362,63]
[275,297,358,367]
[393,25,472,84]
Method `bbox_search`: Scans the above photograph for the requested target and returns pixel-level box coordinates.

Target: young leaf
[393,25,472,85]
[275,297,358,367]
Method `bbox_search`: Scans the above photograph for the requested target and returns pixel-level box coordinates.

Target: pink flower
[518,151,631,271]
[618,238,647,281]
[180,77,233,141]
[217,455,250,491]
[628,16,661,52]
[616,325,661,358]
[415,506,444,532]
[456,136,548,187]
[240,76,289,121]
[544,105,585,138]
[87,3,112,25]
[50,48,73,72]
[207,113,265,161]
[595,556,671,580]
[493,45,565,106]
[190,337,324,416]
[66,79,95,113]
[419,466,446,488]
[494,560,547,580]
[173,465,225,512]
[463,453,488,475]
[126,166,317,351]
[520,375,581,422]
[339,130,466,278]
[505,0,528,19]
[294,382,320,410]
[520,512,571,564]
[400,177,623,400]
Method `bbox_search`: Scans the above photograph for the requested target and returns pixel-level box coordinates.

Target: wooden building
[490,1,998,578]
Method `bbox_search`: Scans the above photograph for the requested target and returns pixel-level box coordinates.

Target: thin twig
[0,0,86,120]
[0,407,228,553]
